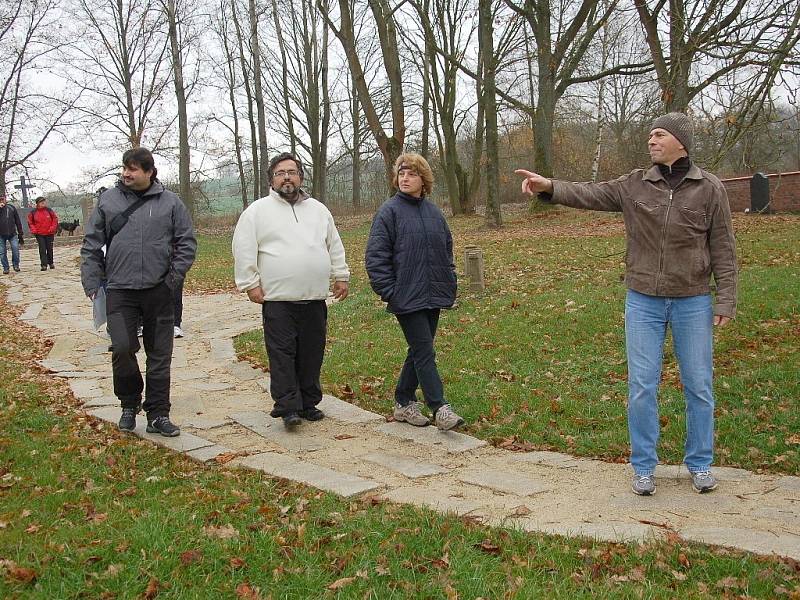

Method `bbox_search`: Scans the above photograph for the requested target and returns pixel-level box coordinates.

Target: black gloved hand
[18,235,23,246]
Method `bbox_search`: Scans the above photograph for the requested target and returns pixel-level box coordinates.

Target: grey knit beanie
[651,112,693,154]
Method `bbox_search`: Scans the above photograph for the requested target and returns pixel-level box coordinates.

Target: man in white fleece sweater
[232,152,350,429]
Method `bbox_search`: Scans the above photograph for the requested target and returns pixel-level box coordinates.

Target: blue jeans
[625,290,714,476]
[1,235,19,271]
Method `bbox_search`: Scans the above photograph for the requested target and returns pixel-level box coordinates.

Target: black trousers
[34,234,54,267]
[173,278,184,327]
[107,283,175,418]
[395,308,446,412]
[262,300,327,417]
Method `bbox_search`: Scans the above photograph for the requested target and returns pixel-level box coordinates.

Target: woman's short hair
[392,153,434,196]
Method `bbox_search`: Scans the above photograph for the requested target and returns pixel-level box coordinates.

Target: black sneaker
[118,407,139,432]
[13,266,19,272]
[298,407,325,421]
[282,413,302,429]
[2,270,8,275]
[40,266,47,271]
[49,264,54,269]
[146,416,180,437]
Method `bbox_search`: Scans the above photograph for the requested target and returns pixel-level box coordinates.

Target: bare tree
[479,0,501,226]
[318,0,405,191]
[1,0,79,197]
[264,0,332,201]
[69,0,172,150]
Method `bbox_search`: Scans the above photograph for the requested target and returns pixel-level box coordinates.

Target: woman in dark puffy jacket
[365,153,464,431]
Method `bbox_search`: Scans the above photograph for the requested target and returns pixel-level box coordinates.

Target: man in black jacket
[0,195,24,274]
[81,148,196,437]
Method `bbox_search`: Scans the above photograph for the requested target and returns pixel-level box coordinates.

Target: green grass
[208,209,800,474]
[1,308,799,597]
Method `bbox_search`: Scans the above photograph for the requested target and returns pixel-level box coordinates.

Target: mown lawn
[194,207,800,474]
[1,296,799,598]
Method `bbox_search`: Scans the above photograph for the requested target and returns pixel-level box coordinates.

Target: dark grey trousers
[107,283,174,418]
[394,308,446,412]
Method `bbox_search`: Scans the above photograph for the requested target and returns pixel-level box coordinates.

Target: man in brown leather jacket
[516,112,737,497]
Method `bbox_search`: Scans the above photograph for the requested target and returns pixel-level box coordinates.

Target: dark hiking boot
[282,413,302,429]
[118,407,139,432]
[146,416,180,437]
[298,407,325,421]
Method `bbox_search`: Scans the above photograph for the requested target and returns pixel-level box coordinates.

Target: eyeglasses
[273,169,299,179]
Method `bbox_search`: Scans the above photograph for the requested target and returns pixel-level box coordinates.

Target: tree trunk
[164,0,192,214]
[249,0,270,195]
[479,0,501,227]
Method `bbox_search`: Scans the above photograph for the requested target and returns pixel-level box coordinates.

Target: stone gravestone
[750,172,770,214]
[463,245,485,292]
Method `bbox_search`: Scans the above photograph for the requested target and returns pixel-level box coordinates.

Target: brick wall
[721,171,800,213]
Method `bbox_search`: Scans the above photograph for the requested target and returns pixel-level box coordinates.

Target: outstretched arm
[515,169,554,195]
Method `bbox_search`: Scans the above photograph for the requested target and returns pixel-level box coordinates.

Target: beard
[276,182,299,201]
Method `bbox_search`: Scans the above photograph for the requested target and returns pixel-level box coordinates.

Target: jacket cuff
[713,303,736,319]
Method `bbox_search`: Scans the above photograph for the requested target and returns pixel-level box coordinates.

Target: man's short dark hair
[267,152,304,180]
[122,147,158,182]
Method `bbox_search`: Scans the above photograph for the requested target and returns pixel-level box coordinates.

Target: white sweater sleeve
[326,212,350,282]
[232,207,261,291]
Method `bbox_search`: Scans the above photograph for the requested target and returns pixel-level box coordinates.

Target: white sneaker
[173,326,184,338]
[393,402,430,427]
[434,404,465,431]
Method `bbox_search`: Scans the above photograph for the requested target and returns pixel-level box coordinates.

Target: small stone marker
[236,452,380,497]
[463,245,485,292]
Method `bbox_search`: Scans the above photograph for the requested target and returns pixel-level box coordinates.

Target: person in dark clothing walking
[27,197,58,270]
[80,148,197,437]
[365,153,465,431]
[0,195,24,274]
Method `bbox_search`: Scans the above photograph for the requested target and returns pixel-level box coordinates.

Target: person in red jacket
[27,196,59,270]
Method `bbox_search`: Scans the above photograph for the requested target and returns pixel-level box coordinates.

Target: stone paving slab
[225,362,264,381]
[236,452,380,497]
[186,444,235,463]
[190,381,235,392]
[82,395,118,408]
[210,339,236,361]
[185,416,230,430]
[49,336,79,360]
[511,451,584,469]
[778,476,800,492]
[52,371,109,378]
[173,369,209,381]
[7,290,23,303]
[257,378,270,392]
[363,452,448,478]
[69,379,103,399]
[230,411,324,452]
[457,468,550,496]
[376,422,487,454]
[751,507,800,527]
[319,395,385,424]
[37,359,78,372]
[680,527,800,561]
[19,303,43,320]
[527,521,659,543]
[88,406,216,452]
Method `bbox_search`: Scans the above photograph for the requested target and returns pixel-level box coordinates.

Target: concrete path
[4,246,799,561]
